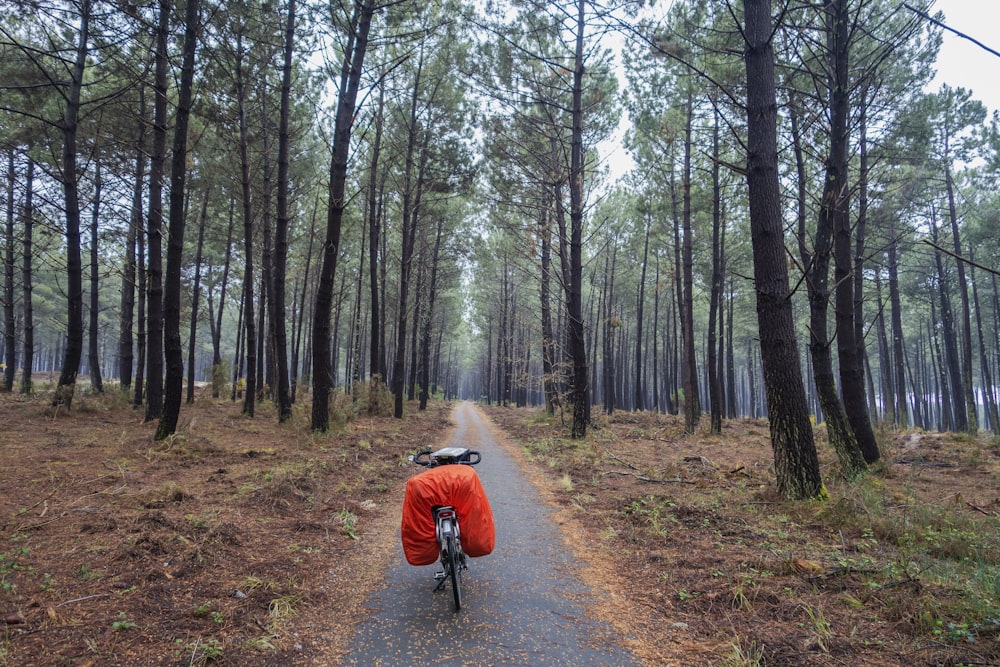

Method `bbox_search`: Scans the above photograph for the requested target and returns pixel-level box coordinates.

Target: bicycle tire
[446,534,462,611]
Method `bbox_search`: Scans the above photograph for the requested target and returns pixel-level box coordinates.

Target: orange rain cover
[401,464,495,566]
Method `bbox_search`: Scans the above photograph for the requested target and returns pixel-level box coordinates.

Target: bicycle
[407,446,482,611]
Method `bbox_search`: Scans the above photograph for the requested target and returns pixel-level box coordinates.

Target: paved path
[342,402,639,666]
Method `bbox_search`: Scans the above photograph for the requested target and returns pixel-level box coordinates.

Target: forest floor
[481,404,1000,666]
[0,387,998,666]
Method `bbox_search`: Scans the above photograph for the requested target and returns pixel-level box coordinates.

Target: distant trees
[1,0,999,478]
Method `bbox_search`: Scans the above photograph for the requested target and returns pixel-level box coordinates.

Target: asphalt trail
[342,402,639,666]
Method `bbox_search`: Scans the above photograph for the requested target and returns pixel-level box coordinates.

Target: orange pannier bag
[401,464,495,566]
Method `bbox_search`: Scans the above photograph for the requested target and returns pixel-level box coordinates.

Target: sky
[929,0,1000,114]
[599,1,1000,181]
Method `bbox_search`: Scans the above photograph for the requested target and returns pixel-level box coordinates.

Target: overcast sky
[600,1,1000,180]
[929,0,1000,114]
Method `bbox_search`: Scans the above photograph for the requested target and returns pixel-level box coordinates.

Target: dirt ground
[1,389,999,666]
[482,405,1000,667]
[0,387,450,666]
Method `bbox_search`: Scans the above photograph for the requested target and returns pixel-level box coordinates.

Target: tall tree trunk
[331,270,347,390]
[707,112,723,433]
[235,39,257,417]
[853,99,872,421]
[271,0,296,421]
[157,0,200,440]
[824,0,879,464]
[54,0,91,409]
[145,0,168,421]
[260,119,275,401]
[120,88,145,391]
[907,333,925,429]
[88,158,103,393]
[567,0,589,437]
[718,223,727,419]
[368,81,386,383]
[993,273,1000,428]
[602,243,616,415]
[945,164,977,433]
[210,198,234,398]
[392,45,425,419]
[652,255,661,412]
[419,217,444,410]
[133,189,147,408]
[680,90,699,433]
[231,280,245,402]
[348,199,367,389]
[931,210,964,432]
[292,205,316,402]
[634,218,649,411]
[408,258,424,402]
[20,158,34,395]
[794,106,867,477]
[312,0,375,431]
[969,254,999,434]
[3,151,15,392]
[929,297,954,431]
[743,0,824,500]
[726,278,737,418]
[540,201,557,414]
[186,188,209,404]
[887,226,908,427]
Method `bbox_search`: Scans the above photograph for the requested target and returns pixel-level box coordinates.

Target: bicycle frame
[408,447,480,611]
[434,505,466,591]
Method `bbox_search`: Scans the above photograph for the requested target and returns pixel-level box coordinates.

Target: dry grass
[483,405,1000,666]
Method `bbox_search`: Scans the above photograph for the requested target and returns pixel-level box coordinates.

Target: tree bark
[743,0,824,500]
[54,0,91,409]
[291,204,316,402]
[20,158,34,395]
[3,151,15,392]
[540,201,557,414]
[634,219,649,412]
[419,217,445,410]
[210,198,234,398]
[945,163,977,433]
[312,0,375,431]
[820,0,879,464]
[680,90,699,433]
[144,0,168,421]
[707,112,723,433]
[651,255,661,412]
[186,188,209,404]
[929,296,954,431]
[567,0,589,438]
[888,225,908,427]
[969,254,999,434]
[133,186,147,408]
[157,0,200,440]
[931,210,964,432]
[120,87,145,391]
[368,81,386,382]
[88,158,103,393]
[602,243,616,415]
[234,36,257,417]
[271,0,296,421]
[791,29,866,479]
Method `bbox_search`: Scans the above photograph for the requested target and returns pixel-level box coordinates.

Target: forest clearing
[1,390,998,666]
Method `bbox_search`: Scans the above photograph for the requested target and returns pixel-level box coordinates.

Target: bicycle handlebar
[409,447,481,467]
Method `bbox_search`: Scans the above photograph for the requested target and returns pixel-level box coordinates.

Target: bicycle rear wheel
[446,534,462,611]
